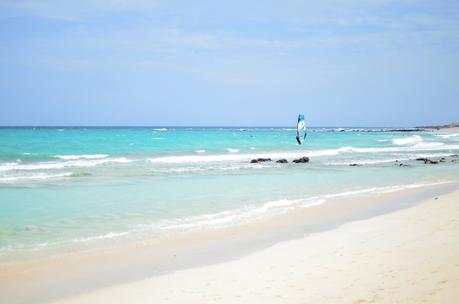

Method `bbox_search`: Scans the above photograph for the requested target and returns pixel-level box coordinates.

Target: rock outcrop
[250,158,272,163]
[292,157,309,163]
[416,158,438,164]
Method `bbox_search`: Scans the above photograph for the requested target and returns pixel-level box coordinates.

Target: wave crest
[0,157,132,172]
[54,154,108,160]
[149,144,459,164]
[0,172,73,183]
[392,135,423,145]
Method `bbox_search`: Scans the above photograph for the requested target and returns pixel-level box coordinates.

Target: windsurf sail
[296,114,307,145]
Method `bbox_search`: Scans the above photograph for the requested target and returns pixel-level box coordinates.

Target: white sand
[51,190,459,304]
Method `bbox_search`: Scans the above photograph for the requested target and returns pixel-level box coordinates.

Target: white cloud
[1,0,458,84]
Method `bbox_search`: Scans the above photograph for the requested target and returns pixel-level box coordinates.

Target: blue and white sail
[296,114,307,144]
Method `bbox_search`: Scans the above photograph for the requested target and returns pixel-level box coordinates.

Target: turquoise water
[1,127,459,256]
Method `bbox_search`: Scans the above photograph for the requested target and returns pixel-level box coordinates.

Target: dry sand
[50,190,459,304]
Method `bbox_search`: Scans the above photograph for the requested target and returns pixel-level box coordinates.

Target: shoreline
[1,181,458,303]
[52,186,459,304]
[3,181,454,263]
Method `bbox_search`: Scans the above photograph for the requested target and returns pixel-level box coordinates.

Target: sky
[0,0,458,127]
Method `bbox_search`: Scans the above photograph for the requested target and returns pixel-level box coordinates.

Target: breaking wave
[151,163,279,174]
[392,135,423,145]
[54,154,109,160]
[226,148,240,153]
[148,144,459,164]
[0,172,73,183]
[0,157,133,172]
[325,152,454,166]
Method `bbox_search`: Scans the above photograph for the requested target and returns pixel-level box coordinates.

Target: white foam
[326,158,404,166]
[152,163,278,174]
[153,128,167,131]
[413,142,444,148]
[152,137,164,140]
[157,181,452,231]
[326,152,455,166]
[149,150,335,164]
[333,144,459,155]
[226,148,240,153]
[18,181,452,250]
[415,153,454,158]
[72,231,130,243]
[0,157,133,172]
[392,135,423,145]
[0,172,73,182]
[149,144,459,164]
[435,133,459,139]
[194,150,206,153]
[54,154,109,160]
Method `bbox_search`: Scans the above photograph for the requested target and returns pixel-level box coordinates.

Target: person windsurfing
[296,114,307,145]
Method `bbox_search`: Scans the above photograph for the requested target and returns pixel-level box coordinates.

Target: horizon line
[0,125,431,129]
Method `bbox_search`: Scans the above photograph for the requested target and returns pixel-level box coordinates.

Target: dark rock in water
[250,158,272,163]
[276,159,288,163]
[452,159,457,162]
[349,163,360,167]
[451,154,458,157]
[399,163,409,167]
[293,157,310,163]
[416,157,438,164]
[425,159,438,164]
[257,158,272,162]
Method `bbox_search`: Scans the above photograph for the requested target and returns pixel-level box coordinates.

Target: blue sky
[0,0,458,126]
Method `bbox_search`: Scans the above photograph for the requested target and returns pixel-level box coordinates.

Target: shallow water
[1,127,458,256]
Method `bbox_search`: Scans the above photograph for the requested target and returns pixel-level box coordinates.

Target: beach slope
[52,190,459,304]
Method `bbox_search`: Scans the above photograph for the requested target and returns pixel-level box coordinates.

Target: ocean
[1,127,459,258]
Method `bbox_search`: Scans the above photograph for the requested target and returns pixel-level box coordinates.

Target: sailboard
[296,114,307,145]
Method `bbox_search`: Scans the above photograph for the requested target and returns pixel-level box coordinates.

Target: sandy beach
[1,184,456,303]
[49,188,459,304]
